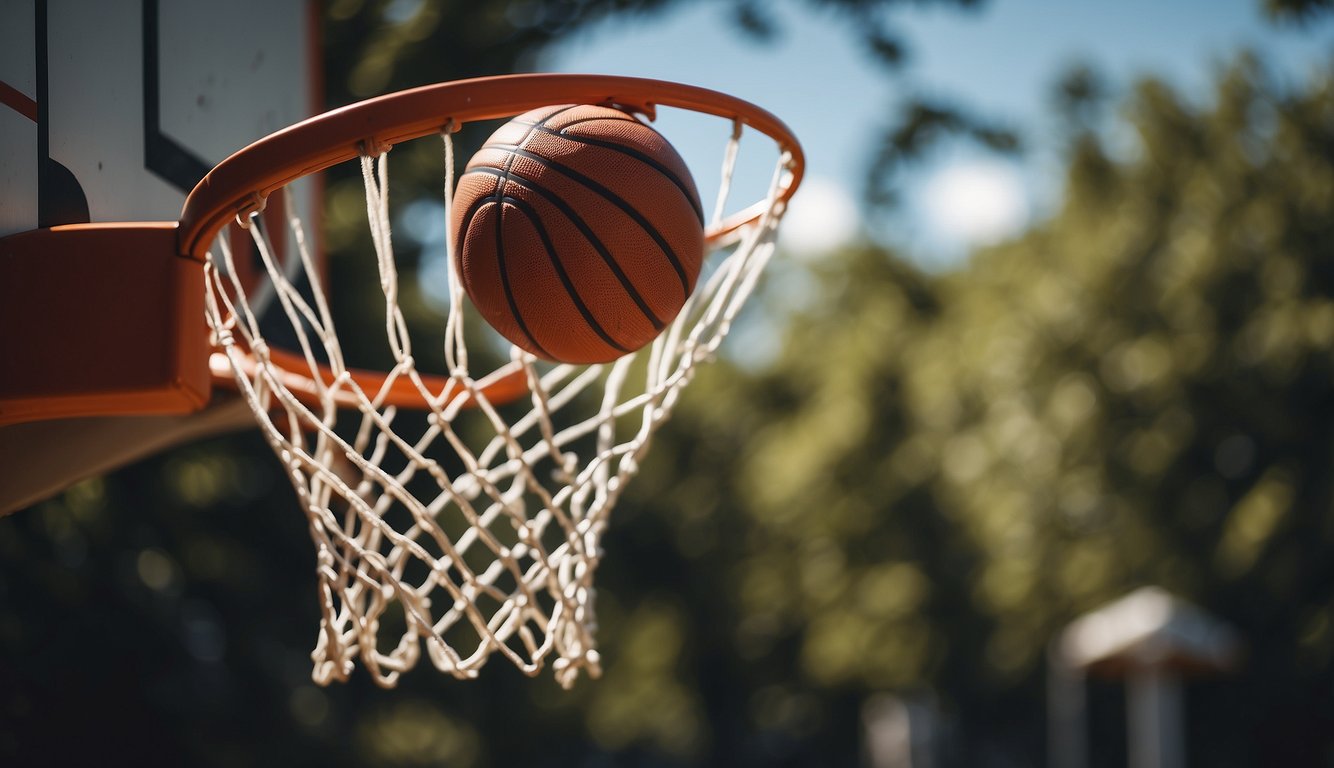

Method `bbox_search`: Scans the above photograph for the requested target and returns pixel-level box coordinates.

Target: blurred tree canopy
[662,54,1334,765]
[583,54,1334,766]
[1265,0,1334,23]
[2,1,1333,767]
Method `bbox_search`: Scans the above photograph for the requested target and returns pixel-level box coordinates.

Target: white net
[203,121,792,688]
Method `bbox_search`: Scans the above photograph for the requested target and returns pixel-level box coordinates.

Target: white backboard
[0,0,318,235]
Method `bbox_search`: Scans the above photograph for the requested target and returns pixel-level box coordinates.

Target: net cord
[204,119,791,689]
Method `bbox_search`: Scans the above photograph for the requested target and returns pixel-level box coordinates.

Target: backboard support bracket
[0,223,210,427]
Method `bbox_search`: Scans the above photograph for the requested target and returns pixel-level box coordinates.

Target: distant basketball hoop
[1049,587,1241,768]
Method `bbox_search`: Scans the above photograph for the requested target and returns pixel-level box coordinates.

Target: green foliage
[535,53,1334,765]
[626,54,1334,763]
[539,52,1334,764]
[867,99,1022,209]
[1264,0,1334,23]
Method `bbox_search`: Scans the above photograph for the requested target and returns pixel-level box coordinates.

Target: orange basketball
[451,104,705,364]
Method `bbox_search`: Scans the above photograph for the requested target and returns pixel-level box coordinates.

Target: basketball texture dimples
[451,104,705,364]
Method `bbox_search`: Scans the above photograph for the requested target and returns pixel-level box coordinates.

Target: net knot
[234,192,267,229]
[451,474,481,500]
[360,136,392,157]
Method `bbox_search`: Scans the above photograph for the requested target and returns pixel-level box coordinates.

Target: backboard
[0,0,319,513]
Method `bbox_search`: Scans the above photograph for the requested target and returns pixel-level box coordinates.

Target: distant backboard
[0,0,319,513]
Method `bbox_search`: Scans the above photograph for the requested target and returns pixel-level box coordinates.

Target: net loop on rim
[198,75,801,688]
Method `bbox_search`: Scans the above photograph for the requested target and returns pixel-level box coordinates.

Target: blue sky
[542,0,1333,267]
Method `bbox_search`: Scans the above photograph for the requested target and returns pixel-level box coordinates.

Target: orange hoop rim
[191,73,803,412]
[178,73,804,262]
[0,76,802,427]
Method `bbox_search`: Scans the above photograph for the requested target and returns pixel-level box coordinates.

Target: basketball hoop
[5,74,804,688]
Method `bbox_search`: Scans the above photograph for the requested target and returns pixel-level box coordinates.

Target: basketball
[451,104,705,364]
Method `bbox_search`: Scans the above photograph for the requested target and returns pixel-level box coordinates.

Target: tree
[611,54,1332,765]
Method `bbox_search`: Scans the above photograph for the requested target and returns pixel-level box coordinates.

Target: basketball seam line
[495,105,578,190]
[457,195,553,358]
[500,194,632,355]
[526,124,705,225]
[481,142,692,299]
[516,114,636,131]
[494,105,580,207]
[481,105,582,358]
[463,166,667,330]
[494,198,556,360]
